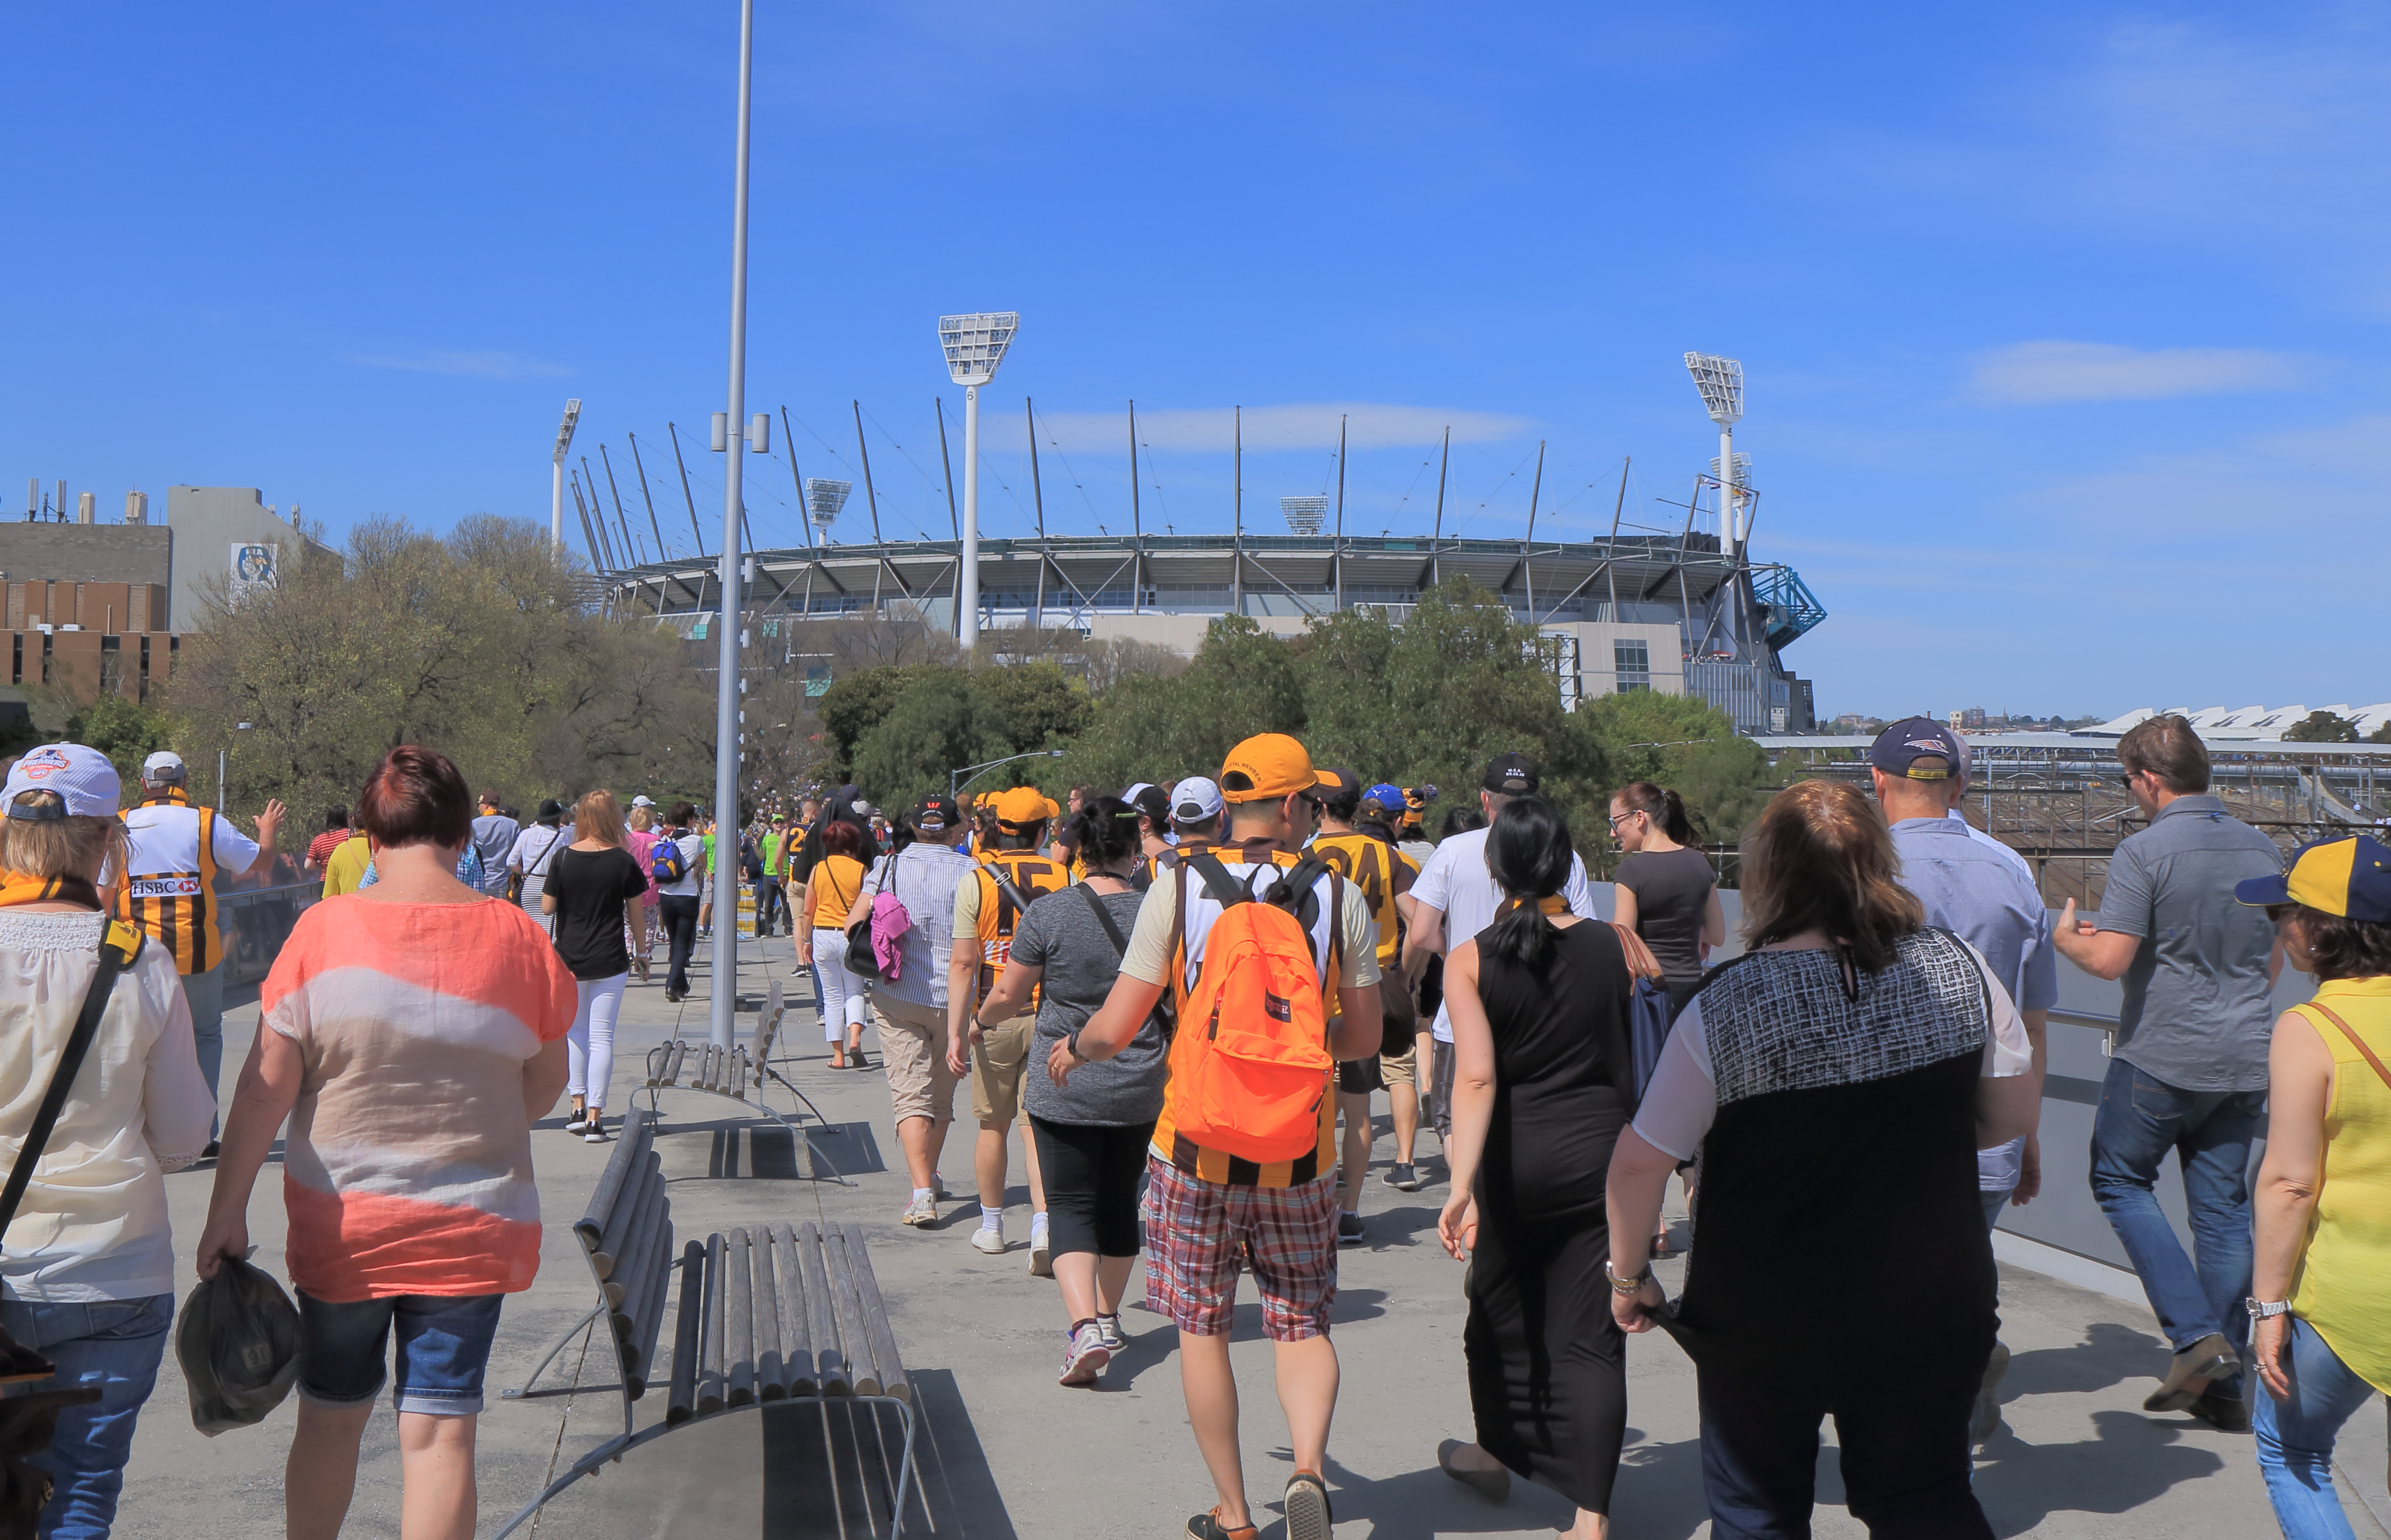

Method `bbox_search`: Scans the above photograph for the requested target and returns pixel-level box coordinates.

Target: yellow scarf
[0,870,102,910]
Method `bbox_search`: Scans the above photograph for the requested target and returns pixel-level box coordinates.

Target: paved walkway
[115,926,2388,1537]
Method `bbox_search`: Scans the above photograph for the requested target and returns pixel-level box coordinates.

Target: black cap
[1125,783,1170,824]
[1482,753,1539,795]
[909,792,961,832]
[1867,717,1965,782]
[537,798,565,820]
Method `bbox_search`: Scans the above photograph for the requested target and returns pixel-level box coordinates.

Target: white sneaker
[932,1174,951,1201]
[1095,1313,1125,1352]
[971,1223,1007,1256]
[1058,1322,1110,1387]
[1029,1217,1052,1277]
[899,1190,938,1227]
[581,1113,606,1143]
[564,1106,589,1133]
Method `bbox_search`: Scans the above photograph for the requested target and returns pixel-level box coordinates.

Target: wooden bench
[642,977,829,1140]
[494,1106,918,1536]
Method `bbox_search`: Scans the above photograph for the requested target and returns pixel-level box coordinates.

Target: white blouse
[0,909,215,1302]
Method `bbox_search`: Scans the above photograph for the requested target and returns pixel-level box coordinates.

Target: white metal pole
[960,382,980,650]
[1720,425,1737,549]
[550,460,565,551]
[708,0,755,1053]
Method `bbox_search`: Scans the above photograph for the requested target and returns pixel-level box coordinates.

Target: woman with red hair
[198,745,575,1540]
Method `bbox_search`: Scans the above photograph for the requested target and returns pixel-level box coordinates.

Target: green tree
[1063,616,1304,791]
[849,671,1011,810]
[815,664,951,774]
[63,695,174,787]
[2285,709,2360,743]
[2369,719,2391,745]
[976,661,1093,754]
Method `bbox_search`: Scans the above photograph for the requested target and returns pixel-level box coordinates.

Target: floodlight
[553,399,583,463]
[1684,353,1744,425]
[806,477,851,538]
[1709,452,1751,489]
[1281,496,1328,536]
[938,313,1020,386]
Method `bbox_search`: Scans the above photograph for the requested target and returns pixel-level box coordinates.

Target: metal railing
[218,876,324,987]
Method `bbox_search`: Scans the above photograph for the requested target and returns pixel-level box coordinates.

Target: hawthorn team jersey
[118,790,260,976]
[965,851,1070,1002]
[1310,831,1418,968]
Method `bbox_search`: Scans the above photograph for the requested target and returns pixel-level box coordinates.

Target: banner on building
[229,542,279,603]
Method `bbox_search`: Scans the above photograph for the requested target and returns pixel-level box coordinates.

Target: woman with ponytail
[1608,781,1724,1023]
[1431,796,1636,1538]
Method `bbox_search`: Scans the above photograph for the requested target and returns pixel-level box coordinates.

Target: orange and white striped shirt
[262,895,576,1301]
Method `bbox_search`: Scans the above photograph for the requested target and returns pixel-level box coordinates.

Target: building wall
[165,486,326,631]
[1547,621,1691,703]
[0,523,173,593]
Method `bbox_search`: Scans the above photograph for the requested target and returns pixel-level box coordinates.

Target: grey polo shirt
[2094,794,2281,1092]
[1891,816,2058,1191]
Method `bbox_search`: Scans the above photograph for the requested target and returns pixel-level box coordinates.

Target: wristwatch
[2246,1297,2292,1322]
[1604,1261,1652,1295]
[1065,1027,1087,1061]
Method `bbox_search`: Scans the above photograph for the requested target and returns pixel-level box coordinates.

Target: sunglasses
[1607,810,1642,828]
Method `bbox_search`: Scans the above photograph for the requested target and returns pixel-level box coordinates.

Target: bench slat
[589,1155,662,1283]
[772,1222,814,1397]
[726,1228,756,1407]
[753,1225,786,1401]
[797,1222,848,1395]
[609,1187,674,1347]
[625,1231,675,1400]
[698,1233,728,1414]
[574,1107,654,1247]
[840,1223,910,1405]
[665,1240,705,1425]
[822,1227,880,1398]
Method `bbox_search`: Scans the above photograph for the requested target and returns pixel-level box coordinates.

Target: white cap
[5,743,123,818]
[631,795,655,806]
[141,750,185,782]
[1171,776,1226,824]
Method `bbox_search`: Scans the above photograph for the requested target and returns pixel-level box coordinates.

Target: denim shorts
[297,1291,505,1416]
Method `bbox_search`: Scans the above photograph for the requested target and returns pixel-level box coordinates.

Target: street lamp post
[950,748,1066,802]
[1683,353,1744,550]
[708,0,758,1053]
[937,313,1019,651]
[550,399,582,552]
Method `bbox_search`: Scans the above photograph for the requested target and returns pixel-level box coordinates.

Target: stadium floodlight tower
[806,478,851,543]
[1281,496,1328,536]
[1684,352,1745,550]
[938,312,1020,650]
[550,399,582,551]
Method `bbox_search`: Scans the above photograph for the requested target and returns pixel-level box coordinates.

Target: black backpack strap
[1185,852,1250,909]
[0,920,144,1236]
[1076,882,1130,958]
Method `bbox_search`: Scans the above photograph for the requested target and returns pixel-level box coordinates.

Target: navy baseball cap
[2235,835,2391,923]
[1868,717,1965,781]
[909,793,960,832]
[1482,753,1539,795]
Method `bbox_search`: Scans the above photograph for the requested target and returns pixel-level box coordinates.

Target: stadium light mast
[550,399,582,551]
[806,477,851,543]
[938,312,1020,650]
[1684,353,1744,550]
[1281,496,1327,536]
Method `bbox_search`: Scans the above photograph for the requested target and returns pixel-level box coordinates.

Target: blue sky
[5,3,2387,718]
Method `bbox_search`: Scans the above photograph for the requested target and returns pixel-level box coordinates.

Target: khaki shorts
[1381,1042,1417,1089]
[969,1013,1036,1123]
[875,995,956,1125]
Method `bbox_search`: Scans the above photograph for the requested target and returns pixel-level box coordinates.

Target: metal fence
[219,877,323,988]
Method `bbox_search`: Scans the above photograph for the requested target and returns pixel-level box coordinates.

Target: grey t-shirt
[1614,845,1716,987]
[469,813,519,894]
[2096,795,2282,1092]
[1012,884,1167,1127]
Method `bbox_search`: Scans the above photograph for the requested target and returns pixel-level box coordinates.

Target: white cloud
[1030,402,1531,455]
[350,350,573,381]
[1968,341,2307,405]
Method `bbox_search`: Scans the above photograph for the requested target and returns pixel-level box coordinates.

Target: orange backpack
[1166,854,1340,1163]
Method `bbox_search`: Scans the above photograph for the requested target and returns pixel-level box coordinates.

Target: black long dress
[1463,920,1634,1514]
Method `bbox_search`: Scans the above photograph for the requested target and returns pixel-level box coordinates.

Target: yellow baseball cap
[991,786,1052,825]
[1218,734,1318,804]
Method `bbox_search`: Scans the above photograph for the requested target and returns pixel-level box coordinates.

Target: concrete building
[0,485,328,631]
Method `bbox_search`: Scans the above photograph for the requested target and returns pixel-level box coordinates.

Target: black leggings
[1028,1116,1155,1259]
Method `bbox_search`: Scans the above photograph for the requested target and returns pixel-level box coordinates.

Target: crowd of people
[0,707,2384,1540]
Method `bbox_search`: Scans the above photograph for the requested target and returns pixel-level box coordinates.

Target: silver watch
[2246,1297,2292,1322]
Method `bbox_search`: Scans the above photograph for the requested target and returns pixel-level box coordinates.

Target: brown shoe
[1184,1507,1257,1540]
[2144,1332,2240,1413]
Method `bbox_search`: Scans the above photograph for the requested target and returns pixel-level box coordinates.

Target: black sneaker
[1283,1471,1334,1540]
[200,1140,220,1160]
[1185,1508,1257,1540]
[1336,1212,1366,1246]
[1383,1162,1421,1191]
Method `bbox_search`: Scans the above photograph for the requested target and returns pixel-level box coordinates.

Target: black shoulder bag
[845,855,895,978]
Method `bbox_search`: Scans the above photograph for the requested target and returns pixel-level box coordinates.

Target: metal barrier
[218,877,324,987]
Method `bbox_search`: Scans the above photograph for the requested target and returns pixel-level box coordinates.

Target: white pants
[813,925,869,1041]
[569,973,627,1107]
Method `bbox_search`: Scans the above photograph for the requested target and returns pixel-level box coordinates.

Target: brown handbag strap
[2306,1000,2391,1093]
[1607,920,1666,982]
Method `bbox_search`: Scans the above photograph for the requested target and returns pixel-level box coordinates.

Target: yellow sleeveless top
[2288,976,2391,1395]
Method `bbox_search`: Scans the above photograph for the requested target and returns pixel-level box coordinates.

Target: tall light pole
[1684,353,1744,550]
[708,0,757,1053]
[937,312,1019,650]
[550,399,582,551]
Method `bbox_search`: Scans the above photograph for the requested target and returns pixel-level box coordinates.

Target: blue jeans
[2088,1054,2266,1363]
[0,1295,174,1540]
[2255,1316,2381,1539]
[297,1291,505,1416]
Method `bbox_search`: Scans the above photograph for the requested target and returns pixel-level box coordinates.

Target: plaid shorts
[1140,1154,1339,1342]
